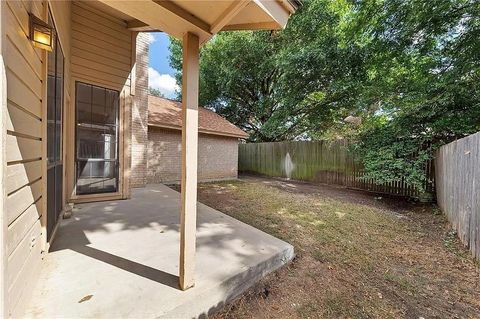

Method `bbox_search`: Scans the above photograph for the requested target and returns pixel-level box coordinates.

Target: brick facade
[147,127,239,184]
[131,33,149,187]
[132,34,241,186]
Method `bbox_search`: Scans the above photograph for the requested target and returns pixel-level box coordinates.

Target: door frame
[73,81,121,199]
[42,3,66,249]
[67,79,128,203]
[65,31,137,204]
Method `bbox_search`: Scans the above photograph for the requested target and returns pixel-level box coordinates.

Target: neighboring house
[146,96,248,184]
[129,43,247,187]
[0,1,297,317]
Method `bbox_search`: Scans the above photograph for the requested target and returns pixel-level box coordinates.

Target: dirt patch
[173,177,480,319]
[241,174,418,212]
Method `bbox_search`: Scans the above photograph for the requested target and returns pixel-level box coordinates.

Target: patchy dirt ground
[175,176,480,319]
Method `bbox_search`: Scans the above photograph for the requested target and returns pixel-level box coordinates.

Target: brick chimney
[131,33,150,187]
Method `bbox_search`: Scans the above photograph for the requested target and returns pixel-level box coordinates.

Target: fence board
[436,132,480,260]
[239,140,434,198]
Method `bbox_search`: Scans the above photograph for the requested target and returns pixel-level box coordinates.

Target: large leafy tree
[276,0,368,139]
[169,0,480,190]
[171,31,303,142]
[349,0,480,190]
[169,0,366,141]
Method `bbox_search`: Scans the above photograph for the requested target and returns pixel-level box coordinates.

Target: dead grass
[184,177,480,319]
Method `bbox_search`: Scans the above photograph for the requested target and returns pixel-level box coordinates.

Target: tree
[149,87,165,98]
[169,0,366,141]
[348,0,480,191]
[170,32,296,141]
[168,0,480,190]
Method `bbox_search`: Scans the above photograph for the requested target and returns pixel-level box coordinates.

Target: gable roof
[148,96,249,139]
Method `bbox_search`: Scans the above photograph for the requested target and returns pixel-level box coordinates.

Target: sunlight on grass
[199,179,480,319]
[335,211,346,218]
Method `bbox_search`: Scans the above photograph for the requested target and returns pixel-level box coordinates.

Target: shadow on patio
[24,184,294,318]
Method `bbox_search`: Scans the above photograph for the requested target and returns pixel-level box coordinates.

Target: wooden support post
[179,32,199,291]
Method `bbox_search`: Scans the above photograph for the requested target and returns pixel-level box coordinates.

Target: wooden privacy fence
[239,140,434,198]
[436,132,480,260]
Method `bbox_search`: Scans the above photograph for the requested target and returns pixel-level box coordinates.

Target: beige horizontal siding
[72,13,131,43]
[4,6,42,68]
[3,0,72,317]
[71,70,131,94]
[6,69,42,118]
[72,56,131,82]
[71,1,132,92]
[6,102,42,138]
[74,1,128,29]
[72,24,131,53]
[4,0,44,234]
[7,219,43,318]
[69,1,133,201]
[6,161,42,195]
[72,31,132,61]
[71,47,131,70]
[6,199,42,256]
[6,1,42,45]
[22,0,43,18]
[4,0,45,315]
[6,178,42,231]
[5,36,43,81]
[6,134,42,163]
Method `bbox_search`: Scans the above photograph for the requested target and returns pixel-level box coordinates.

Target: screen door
[75,82,120,195]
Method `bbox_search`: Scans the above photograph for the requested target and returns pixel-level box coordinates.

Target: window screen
[75,82,119,195]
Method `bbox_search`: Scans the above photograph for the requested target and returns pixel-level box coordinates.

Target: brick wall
[131,33,149,187]
[147,127,239,184]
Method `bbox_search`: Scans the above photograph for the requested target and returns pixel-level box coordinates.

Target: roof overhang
[148,123,249,139]
[94,0,299,44]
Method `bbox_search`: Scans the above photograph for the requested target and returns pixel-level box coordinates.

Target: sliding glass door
[47,12,64,240]
[75,82,120,195]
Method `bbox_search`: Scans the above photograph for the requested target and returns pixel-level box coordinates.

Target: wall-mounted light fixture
[29,13,54,51]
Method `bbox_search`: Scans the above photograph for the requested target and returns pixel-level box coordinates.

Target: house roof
[95,0,299,45]
[148,96,249,139]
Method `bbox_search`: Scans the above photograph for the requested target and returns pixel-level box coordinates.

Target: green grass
[194,179,480,319]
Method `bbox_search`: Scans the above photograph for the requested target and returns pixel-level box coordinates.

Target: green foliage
[169,0,365,141]
[148,87,165,98]
[171,32,295,141]
[169,0,480,191]
[352,121,433,190]
[349,0,480,191]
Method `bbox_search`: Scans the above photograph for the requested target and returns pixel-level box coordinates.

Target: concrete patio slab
[23,184,294,318]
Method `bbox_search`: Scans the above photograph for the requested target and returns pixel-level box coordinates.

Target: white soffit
[96,0,296,44]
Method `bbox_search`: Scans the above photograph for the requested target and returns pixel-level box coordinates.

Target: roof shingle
[148,96,248,138]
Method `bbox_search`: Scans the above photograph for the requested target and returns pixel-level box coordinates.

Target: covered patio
[23,184,294,318]
[1,0,299,317]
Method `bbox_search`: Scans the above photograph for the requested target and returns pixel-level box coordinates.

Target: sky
[147,32,179,99]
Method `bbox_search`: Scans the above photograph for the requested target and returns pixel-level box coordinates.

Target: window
[46,11,64,239]
[47,19,63,166]
[75,82,120,195]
